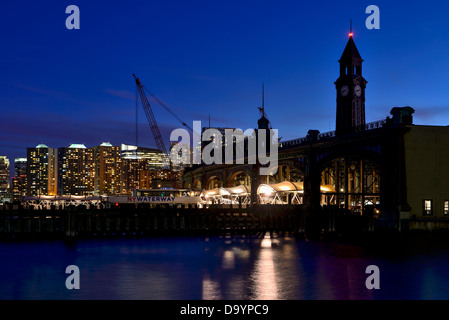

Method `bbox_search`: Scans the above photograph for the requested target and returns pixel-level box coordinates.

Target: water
[1,232,449,300]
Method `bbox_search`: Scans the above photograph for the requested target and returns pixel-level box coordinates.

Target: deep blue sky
[1,0,449,175]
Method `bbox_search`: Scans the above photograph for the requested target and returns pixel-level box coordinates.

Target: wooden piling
[0,203,374,239]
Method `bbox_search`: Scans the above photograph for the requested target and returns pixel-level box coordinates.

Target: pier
[0,204,373,240]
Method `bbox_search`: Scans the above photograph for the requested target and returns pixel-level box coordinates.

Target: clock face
[354,85,362,97]
[340,85,349,97]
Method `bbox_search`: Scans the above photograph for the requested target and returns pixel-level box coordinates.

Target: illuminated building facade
[120,144,170,194]
[0,156,11,204]
[0,156,10,192]
[58,144,95,196]
[120,144,167,169]
[0,155,11,204]
[12,158,27,202]
[93,142,122,195]
[139,169,180,189]
[27,144,57,196]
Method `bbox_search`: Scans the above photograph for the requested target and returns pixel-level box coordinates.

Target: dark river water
[1,232,449,300]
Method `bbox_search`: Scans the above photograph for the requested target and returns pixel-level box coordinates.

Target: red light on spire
[349,32,353,37]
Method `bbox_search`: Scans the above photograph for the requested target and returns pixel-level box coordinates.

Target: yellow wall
[404,125,449,218]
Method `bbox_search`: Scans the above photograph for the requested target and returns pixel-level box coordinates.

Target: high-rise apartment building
[27,144,57,196]
[58,144,95,196]
[92,142,122,195]
[14,158,27,177]
[12,158,27,201]
[0,156,10,192]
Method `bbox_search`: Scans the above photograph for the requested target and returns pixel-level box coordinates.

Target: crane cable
[142,87,193,132]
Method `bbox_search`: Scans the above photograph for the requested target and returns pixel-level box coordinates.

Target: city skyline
[2,1,449,177]
[0,141,167,186]
[1,142,173,200]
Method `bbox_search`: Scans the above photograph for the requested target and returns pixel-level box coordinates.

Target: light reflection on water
[1,233,449,299]
[251,233,278,300]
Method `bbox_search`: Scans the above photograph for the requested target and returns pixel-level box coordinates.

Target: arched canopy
[257,181,303,195]
[226,185,250,195]
[257,181,336,195]
[203,185,250,198]
[202,188,222,198]
[202,184,251,205]
[202,181,335,203]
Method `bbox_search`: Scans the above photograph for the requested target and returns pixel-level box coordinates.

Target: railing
[317,130,336,140]
[279,137,307,148]
[364,119,386,130]
[279,119,387,148]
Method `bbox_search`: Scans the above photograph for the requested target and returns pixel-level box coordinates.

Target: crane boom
[133,74,168,156]
[133,74,192,188]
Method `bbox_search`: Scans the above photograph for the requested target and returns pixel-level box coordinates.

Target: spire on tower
[349,19,353,37]
[258,82,266,117]
[262,82,264,110]
[257,82,271,130]
[339,33,363,65]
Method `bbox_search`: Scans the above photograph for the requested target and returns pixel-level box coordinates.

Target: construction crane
[133,73,188,189]
[134,74,168,157]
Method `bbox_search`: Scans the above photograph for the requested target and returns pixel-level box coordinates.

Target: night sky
[1,0,449,178]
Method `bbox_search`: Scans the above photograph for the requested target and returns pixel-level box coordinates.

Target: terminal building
[182,33,449,230]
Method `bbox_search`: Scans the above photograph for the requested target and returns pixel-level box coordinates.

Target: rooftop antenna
[258,82,265,117]
[349,19,353,37]
[262,82,264,110]
[135,85,138,147]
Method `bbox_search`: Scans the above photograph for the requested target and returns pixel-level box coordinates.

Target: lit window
[444,200,449,215]
[423,199,433,215]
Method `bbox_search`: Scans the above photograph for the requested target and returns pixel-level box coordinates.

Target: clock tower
[335,33,367,135]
